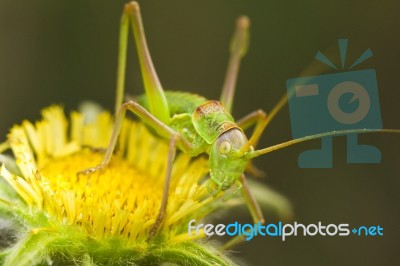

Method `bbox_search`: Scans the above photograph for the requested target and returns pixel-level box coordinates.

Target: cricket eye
[218,140,231,155]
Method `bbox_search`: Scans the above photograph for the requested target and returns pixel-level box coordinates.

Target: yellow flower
[0,105,235,265]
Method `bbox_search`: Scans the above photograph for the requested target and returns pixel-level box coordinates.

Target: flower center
[40,150,165,241]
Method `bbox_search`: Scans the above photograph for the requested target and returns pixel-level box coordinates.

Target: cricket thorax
[192,101,237,144]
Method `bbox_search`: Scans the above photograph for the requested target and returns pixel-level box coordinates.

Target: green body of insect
[77,2,400,243]
[76,1,267,240]
[137,91,249,191]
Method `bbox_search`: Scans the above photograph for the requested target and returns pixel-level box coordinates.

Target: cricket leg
[221,179,242,202]
[240,108,270,152]
[114,3,129,117]
[77,101,193,240]
[77,100,192,176]
[115,2,170,122]
[236,110,268,177]
[206,176,223,197]
[231,49,327,132]
[124,2,170,124]
[221,174,265,250]
[220,16,250,112]
[236,109,267,130]
[148,135,177,239]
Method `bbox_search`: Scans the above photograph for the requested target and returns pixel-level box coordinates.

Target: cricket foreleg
[221,174,265,250]
[240,174,264,224]
[206,179,222,197]
[222,180,242,202]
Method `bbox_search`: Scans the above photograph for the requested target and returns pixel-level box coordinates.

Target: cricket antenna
[245,129,400,159]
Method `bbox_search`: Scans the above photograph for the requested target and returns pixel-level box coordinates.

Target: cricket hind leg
[124,2,170,124]
[115,2,170,123]
[219,16,250,113]
[80,2,192,239]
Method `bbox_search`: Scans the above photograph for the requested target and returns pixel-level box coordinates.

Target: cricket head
[209,128,250,190]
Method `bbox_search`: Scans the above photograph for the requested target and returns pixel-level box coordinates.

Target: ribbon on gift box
[315,39,373,70]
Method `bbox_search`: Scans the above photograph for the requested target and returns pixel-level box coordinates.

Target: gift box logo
[286,39,382,168]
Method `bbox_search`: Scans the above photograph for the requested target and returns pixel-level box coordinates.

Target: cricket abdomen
[136,91,207,115]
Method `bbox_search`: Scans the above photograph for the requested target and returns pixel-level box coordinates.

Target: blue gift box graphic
[286,39,382,168]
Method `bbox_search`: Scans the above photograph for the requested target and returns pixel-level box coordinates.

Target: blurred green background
[1,0,399,265]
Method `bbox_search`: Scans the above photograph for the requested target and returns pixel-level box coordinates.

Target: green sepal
[146,241,237,266]
[0,204,235,266]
